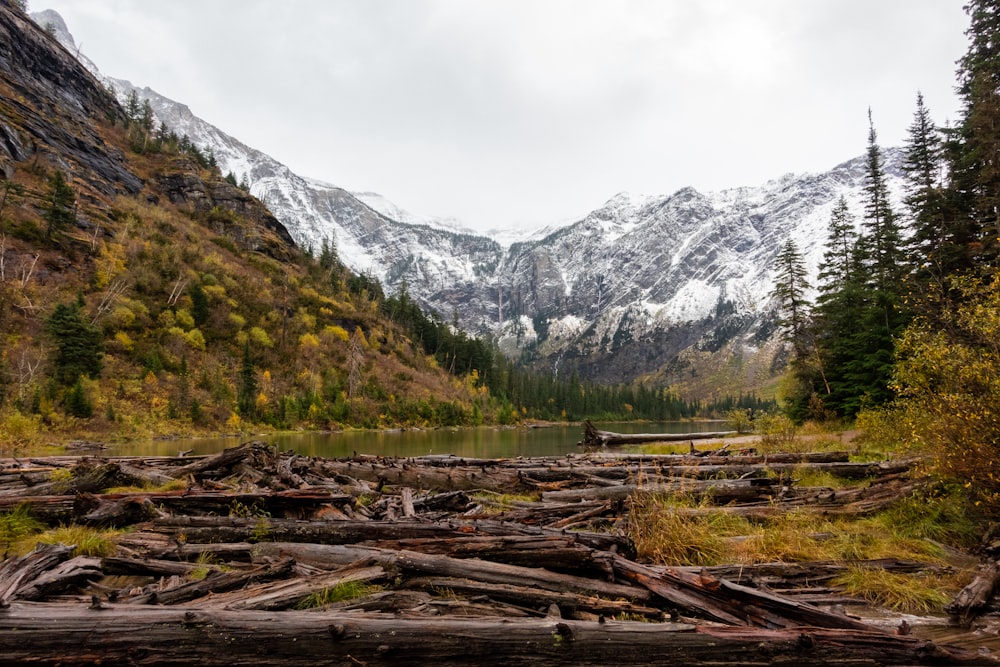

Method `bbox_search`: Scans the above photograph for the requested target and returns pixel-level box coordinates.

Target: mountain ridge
[31,8,906,398]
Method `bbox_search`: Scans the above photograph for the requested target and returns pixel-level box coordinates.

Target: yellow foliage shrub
[324,325,349,343]
[249,326,273,348]
[887,275,1000,516]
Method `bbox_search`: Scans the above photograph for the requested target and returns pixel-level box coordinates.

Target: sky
[38,1,970,233]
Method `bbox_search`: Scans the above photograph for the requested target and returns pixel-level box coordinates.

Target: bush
[888,275,1000,516]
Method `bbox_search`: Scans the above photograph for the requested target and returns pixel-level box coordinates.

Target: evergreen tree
[818,197,857,292]
[953,0,1000,267]
[190,283,210,327]
[64,377,93,418]
[124,89,140,128]
[859,110,906,295]
[237,343,257,417]
[902,92,947,276]
[43,170,75,241]
[771,239,817,419]
[771,239,811,362]
[46,301,103,385]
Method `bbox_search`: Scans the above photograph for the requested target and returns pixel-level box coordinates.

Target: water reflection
[108,422,729,459]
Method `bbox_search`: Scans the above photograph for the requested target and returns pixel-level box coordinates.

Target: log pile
[0,441,993,665]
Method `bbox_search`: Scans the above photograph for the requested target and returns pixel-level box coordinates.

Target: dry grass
[832,567,955,614]
[20,525,121,557]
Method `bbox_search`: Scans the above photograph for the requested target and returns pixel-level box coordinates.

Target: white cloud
[41,0,968,231]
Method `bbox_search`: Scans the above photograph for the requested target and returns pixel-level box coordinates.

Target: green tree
[42,171,75,241]
[46,301,103,385]
[902,92,948,276]
[190,283,210,327]
[952,0,1000,267]
[859,110,906,295]
[772,238,811,362]
[236,343,257,417]
[64,377,93,418]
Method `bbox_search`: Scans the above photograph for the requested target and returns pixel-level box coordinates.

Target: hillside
[0,3,493,448]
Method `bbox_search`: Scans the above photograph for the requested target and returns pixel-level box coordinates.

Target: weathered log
[132,516,630,554]
[401,575,665,620]
[166,442,262,479]
[946,560,1000,626]
[0,602,990,666]
[12,555,102,601]
[79,494,165,527]
[125,558,297,606]
[19,462,143,497]
[0,543,74,604]
[368,534,614,576]
[101,556,208,579]
[187,562,387,611]
[541,478,778,504]
[581,420,737,447]
[612,556,876,631]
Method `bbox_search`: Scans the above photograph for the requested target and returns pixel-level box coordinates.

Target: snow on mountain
[35,9,906,390]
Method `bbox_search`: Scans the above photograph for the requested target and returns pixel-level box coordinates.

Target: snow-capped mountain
[35,9,904,393]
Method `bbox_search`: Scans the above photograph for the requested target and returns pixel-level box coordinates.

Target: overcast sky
[39,1,969,232]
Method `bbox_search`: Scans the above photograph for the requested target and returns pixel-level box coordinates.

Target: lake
[104,421,730,459]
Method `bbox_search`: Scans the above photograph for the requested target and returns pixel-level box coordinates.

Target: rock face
[2,4,296,262]
[0,7,140,195]
[28,9,905,394]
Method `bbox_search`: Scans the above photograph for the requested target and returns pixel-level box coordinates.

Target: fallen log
[541,478,778,504]
[0,601,990,666]
[946,560,1000,626]
[0,543,76,605]
[613,556,875,631]
[580,420,737,447]
[131,516,630,554]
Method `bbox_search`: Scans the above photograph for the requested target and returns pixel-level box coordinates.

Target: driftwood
[946,560,1000,626]
[581,420,737,447]
[0,442,990,665]
[0,602,990,666]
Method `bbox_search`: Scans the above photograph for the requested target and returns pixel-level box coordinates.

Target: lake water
[106,421,730,459]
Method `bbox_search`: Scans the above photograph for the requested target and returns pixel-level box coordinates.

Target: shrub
[888,275,1000,516]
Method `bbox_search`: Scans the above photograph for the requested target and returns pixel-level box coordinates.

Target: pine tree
[859,110,906,295]
[46,301,103,385]
[772,239,811,362]
[43,171,75,241]
[237,344,257,417]
[953,0,1000,267]
[190,284,209,327]
[902,92,948,277]
[771,239,818,419]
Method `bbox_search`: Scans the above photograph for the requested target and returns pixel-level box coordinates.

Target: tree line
[770,0,1000,512]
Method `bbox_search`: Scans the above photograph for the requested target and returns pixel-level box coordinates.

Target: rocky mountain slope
[32,8,905,396]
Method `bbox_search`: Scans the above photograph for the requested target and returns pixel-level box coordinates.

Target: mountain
[31,9,905,398]
[1,3,491,440]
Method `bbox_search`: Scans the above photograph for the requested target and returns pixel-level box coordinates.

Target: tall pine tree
[951,0,1000,268]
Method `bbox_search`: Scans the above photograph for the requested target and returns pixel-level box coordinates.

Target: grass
[296,580,383,609]
[832,567,955,614]
[0,504,45,553]
[470,490,540,514]
[627,490,959,568]
[626,493,753,566]
[787,466,855,489]
[104,479,188,494]
[24,525,121,557]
